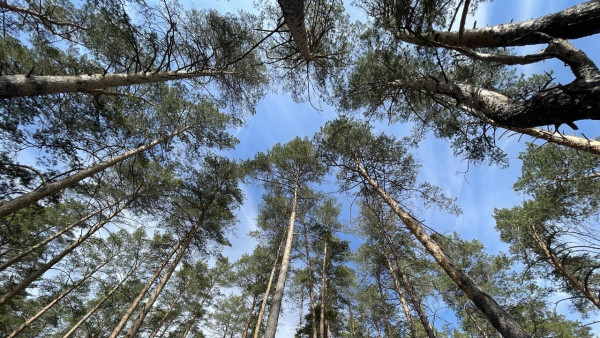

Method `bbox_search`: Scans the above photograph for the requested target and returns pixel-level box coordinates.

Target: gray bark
[0,70,234,98]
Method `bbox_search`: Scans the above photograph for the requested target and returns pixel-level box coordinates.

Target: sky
[188,0,600,336]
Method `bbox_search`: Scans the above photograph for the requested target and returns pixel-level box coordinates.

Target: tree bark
[375,272,393,337]
[383,253,417,338]
[123,216,205,338]
[253,236,285,338]
[530,222,600,309]
[355,164,529,338]
[242,293,258,338]
[108,238,184,338]
[148,280,191,338]
[380,230,437,338]
[7,259,108,338]
[302,218,318,338]
[319,240,328,338]
[182,311,199,338]
[0,69,235,98]
[394,1,600,48]
[264,177,299,338]
[0,125,192,218]
[386,67,600,129]
[276,0,314,60]
[62,254,148,338]
[0,202,112,272]
[0,198,132,307]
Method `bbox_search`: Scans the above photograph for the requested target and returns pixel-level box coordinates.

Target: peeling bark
[0,70,235,98]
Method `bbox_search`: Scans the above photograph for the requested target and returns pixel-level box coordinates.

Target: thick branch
[395,1,600,48]
[0,69,236,98]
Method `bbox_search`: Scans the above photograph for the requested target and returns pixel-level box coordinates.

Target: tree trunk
[383,253,417,338]
[302,218,318,338]
[108,238,184,338]
[347,295,356,338]
[62,255,148,338]
[375,272,393,337]
[530,222,600,309]
[0,125,192,218]
[264,177,299,338]
[242,293,258,338]
[182,311,199,338]
[8,259,108,338]
[298,286,304,329]
[0,69,235,98]
[276,0,313,60]
[123,216,206,338]
[319,240,328,338]
[0,198,132,306]
[356,164,529,338]
[380,230,437,338]
[148,280,191,338]
[393,1,600,49]
[0,202,112,272]
[253,236,284,338]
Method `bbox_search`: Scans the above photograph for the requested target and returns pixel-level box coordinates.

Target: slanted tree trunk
[0,69,235,98]
[0,125,192,218]
[380,230,437,338]
[7,259,108,338]
[62,254,148,338]
[355,164,529,338]
[375,272,393,337]
[242,293,259,338]
[149,280,191,338]
[264,177,299,338]
[276,0,313,60]
[108,239,184,338]
[0,198,132,306]
[123,216,206,338]
[383,253,417,338]
[319,240,328,338]
[0,202,113,272]
[253,236,285,338]
[393,1,600,48]
[302,217,318,338]
[182,311,199,338]
[530,222,600,309]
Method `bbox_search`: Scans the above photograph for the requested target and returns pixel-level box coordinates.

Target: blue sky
[186,0,600,336]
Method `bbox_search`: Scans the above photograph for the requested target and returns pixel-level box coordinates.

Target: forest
[1,0,600,337]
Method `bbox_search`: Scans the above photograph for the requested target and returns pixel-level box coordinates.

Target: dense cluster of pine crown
[1,0,599,337]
